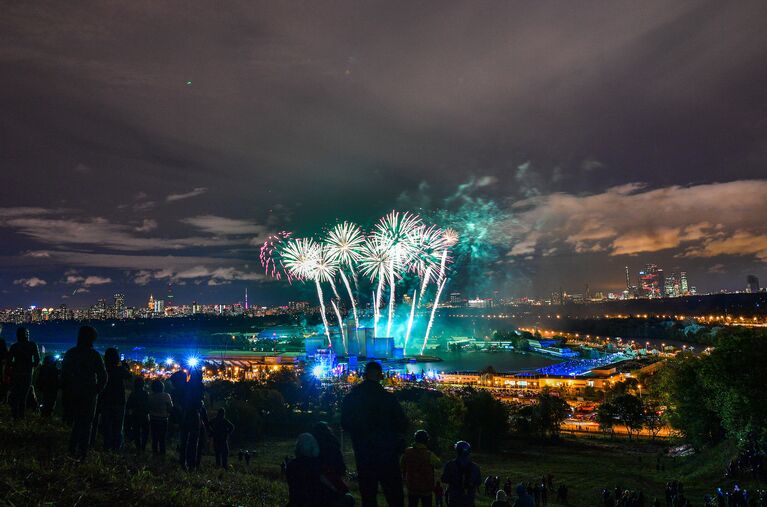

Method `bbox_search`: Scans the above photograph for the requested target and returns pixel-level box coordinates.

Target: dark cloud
[1,1,766,305]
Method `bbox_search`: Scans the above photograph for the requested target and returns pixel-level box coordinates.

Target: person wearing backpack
[441,441,481,507]
[401,430,441,507]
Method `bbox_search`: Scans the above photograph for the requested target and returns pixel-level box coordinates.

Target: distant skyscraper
[147,294,155,312]
[244,288,249,310]
[625,266,631,291]
[639,264,662,298]
[680,272,689,294]
[166,283,174,307]
[747,275,760,293]
[113,293,125,319]
[154,299,165,314]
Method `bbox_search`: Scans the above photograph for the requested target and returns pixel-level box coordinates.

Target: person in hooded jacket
[441,441,481,507]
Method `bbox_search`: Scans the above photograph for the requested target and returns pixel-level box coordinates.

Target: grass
[0,404,759,507]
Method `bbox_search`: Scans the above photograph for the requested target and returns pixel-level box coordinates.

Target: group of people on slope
[0,324,234,468]
[287,360,489,507]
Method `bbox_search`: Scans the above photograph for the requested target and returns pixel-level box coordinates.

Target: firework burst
[259,231,293,281]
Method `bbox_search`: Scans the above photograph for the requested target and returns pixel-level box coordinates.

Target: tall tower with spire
[244,288,249,310]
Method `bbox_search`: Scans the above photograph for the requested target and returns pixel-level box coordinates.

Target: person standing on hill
[311,421,352,501]
[342,361,408,507]
[401,430,441,507]
[491,490,511,507]
[126,377,150,451]
[62,326,107,458]
[148,379,173,455]
[209,407,234,468]
[512,484,534,507]
[36,355,60,418]
[179,368,208,470]
[441,441,481,507]
[98,347,132,451]
[7,327,41,420]
[0,330,8,405]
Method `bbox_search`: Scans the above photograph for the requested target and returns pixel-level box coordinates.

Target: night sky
[2,1,767,308]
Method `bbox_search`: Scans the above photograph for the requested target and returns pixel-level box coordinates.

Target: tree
[643,399,664,440]
[460,389,509,450]
[657,354,724,449]
[613,394,645,439]
[698,331,767,447]
[596,402,617,437]
[533,391,570,440]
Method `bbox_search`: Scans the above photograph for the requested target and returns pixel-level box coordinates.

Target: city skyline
[2,2,767,306]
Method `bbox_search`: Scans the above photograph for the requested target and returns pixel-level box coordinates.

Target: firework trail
[404,288,418,352]
[359,236,389,337]
[259,231,293,281]
[412,225,447,307]
[330,299,347,354]
[269,211,455,354]
[374,211,422,337]
[281,238,332,343]
[422,277,447,354]
[315,279,331,345]
[325,222,364,329]
[420,228,459,351]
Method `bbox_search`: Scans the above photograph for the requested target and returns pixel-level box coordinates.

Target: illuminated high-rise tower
[147,294,155,312]
[166,283,174,307]
[639,264,662,298]
[625,266,631,291]
[244,288,249,310]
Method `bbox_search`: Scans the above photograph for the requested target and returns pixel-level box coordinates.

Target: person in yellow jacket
[401,430,442,507]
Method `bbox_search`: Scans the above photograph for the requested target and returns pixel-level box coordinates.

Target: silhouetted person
[287,433,325,507]
[312,421,354,504]
[512,484,534,507]
[7,327,41,420]
[341,361,408,507]
[126,377,150,451]
[441,441,481,507]
[98,347,131,451]
[434,482,444,507]
[179,369,207,470]
[209,407,234,468]
[36,355,60,418]
[402,430,441,507]
[148,379,172,455]
[62,326,107,458]
[556,485,568,506]
[0,332,8,405]
[491,490,511,507]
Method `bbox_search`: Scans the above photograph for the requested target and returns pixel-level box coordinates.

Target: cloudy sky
[1,0,767,307]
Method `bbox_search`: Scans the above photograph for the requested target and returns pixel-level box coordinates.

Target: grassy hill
[0,405,757,506]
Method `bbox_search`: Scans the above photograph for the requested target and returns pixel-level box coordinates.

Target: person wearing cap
[401,430,442,507]
[341,361,408,507]
[441,441,481,507]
